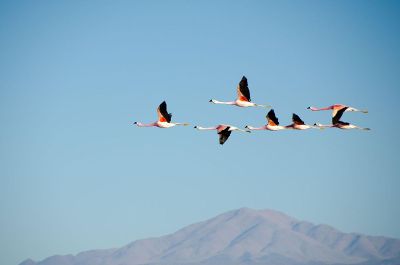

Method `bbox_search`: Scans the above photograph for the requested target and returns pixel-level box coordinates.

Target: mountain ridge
[20,208,400,265]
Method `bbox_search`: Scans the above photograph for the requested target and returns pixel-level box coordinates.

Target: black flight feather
[238,76,251,102]
[159,101,172,123]
[218,127,231,145]
[292,113,305,125]
[267,109,279,125]
[332,107,348,125]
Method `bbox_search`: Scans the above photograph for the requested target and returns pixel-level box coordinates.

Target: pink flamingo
[209,76,271,108]
[307,104,368,117]
[286,113,320,130]
[245,109,287,131]
[314,107,370,130]
[133,101,189,128]
[194,124,250,145]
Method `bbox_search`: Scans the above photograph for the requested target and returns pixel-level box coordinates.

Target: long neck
[314,123,332,129]
[135,122,157,127]
[211,100,236,105]
[246,125,267,130]
[195,126,218,130]
[309,106,333,111]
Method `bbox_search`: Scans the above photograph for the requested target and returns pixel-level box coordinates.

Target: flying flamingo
[314,107,370,130]
[245,109,287,131]
[286,113,320,130]
[307,104,368,117]
[209,76,271,108]
[133,101,189,128]
[194,124,250,145]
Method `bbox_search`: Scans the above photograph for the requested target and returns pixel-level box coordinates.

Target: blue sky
[1,1,399,264]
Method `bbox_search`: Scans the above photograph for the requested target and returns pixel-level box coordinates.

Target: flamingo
[209,76,271,108]
[194,124,250,145]
[314,107,370,130]
[133,101,189,128]
[286,113,320,130]
[307,104,368,117]
[245,109,287,131]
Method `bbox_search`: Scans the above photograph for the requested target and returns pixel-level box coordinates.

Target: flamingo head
[133,122,137,124]
[244,125,249,129]
[194,126,198,129]
[209,99,216,103]
[313,123,326,129]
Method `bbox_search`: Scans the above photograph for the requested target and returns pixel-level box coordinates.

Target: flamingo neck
[314,123,332,129]
[309,106,333,111]
[211,100,236,105]
[135,122,157,127]
[247,125,267,130]
[195,126,218,130]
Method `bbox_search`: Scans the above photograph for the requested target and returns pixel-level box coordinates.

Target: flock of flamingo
[133,76,370,145]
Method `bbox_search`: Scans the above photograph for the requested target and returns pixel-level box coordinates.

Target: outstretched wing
[237,76,251,102]
[337,121,350,126]
[332,105,346,118]
[332,107,348,124]
[218,126,232,145]
[266,109,279,126]
[292,113,305,125]
[157,101,172,123]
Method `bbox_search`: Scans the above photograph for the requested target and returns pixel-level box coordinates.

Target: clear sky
[1,1,399,265]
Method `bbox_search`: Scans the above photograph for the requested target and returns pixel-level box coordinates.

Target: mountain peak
[21,208,400,265]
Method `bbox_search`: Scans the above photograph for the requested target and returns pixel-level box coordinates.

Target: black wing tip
[333,107,348,124]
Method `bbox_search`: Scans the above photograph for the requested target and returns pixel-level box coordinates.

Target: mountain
[19,208,400,265]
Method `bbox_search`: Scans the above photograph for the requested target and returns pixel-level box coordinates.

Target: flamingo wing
[337,121,350,126]
[292,113,305,125]
[218,126,232,145]
[332,105,346,117]
[332,107,348,124]
[266,109,279,126]
[157,101,172,123]
[237,76,251,102]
